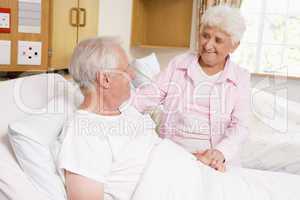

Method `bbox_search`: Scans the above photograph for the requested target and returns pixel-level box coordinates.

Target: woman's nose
[204,39,214,50]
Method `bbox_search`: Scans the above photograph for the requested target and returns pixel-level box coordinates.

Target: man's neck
[80,91,121,116]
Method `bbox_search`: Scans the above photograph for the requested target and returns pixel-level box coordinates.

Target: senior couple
[57,5,300,200]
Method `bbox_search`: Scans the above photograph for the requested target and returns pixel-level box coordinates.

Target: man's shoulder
[122,105,152,121]
[122,105,157,129]
[61,110,106,136]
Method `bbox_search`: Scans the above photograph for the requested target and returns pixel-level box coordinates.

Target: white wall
[98,0,133,54]
[190,0,198,50]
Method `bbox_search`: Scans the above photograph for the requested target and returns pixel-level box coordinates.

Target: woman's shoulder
[228,59,249,72]
[163,51,197,75]
[154,51,197,81]
[228,59,250,80]
[224,59,250,90]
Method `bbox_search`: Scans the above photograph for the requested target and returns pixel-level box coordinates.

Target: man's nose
[128,67,136,80]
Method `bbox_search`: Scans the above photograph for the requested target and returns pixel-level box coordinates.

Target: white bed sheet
[133,139,300,200]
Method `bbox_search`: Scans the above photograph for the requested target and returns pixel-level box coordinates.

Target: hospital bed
[1,72,300,199]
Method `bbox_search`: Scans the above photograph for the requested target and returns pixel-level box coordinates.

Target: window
[232,0,300,77]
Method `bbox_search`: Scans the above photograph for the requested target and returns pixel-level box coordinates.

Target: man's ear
[96,71,110,89]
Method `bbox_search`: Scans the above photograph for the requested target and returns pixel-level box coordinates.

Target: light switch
[0,40,11,65]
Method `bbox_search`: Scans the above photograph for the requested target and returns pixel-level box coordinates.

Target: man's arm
[65,171,104,200]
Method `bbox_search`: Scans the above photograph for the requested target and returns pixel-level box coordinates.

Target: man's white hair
[201,4,246,43]
[69,36,124,88]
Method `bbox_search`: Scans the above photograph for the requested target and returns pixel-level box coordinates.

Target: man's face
[109,48,135,105]
[198,26,237,67]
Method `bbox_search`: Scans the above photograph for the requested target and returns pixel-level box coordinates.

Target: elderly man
[57,37,161,200]
[57,37,300,200]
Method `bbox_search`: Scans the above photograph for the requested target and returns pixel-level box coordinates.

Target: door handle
[79,8,86,27]
[69,7,79,27]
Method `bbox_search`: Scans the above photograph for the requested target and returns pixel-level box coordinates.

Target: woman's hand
[193,149,226,172]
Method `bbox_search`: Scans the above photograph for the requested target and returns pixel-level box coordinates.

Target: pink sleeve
[132,58,177,113]
[215,71,251,162]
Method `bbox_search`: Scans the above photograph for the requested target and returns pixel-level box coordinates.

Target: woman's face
[198,26,238,67]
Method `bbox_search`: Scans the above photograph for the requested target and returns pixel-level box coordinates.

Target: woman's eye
[202,33,210,39]
[215,38,223,43]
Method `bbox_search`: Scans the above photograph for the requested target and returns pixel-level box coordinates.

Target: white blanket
[132,140,300,200]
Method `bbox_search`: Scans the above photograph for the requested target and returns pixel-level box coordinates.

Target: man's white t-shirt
[57,106,161,200]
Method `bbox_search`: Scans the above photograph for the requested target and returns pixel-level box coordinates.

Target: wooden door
[49,0,78,70]
[77,0,99,43]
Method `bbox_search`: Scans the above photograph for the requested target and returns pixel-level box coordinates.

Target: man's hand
[193,149,226,172]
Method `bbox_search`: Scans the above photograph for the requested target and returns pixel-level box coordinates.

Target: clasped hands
[193,149,226,172]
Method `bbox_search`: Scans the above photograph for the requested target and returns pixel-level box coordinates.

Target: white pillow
[0,144,46,200]
[241,88,300,174]
[251,88,300,134]
[8,97,76,200]
[131,53,160,87]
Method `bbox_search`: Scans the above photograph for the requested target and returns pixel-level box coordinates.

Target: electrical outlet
[17,41,42,65]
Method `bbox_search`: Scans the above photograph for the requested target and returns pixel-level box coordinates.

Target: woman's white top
[57,106,161,200]
[173,63,223,153]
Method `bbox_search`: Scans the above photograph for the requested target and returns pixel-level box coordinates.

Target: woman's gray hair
[68,36,123,88]
[201,4,246,44]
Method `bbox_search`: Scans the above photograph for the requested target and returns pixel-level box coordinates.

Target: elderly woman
[134,5,249,172]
